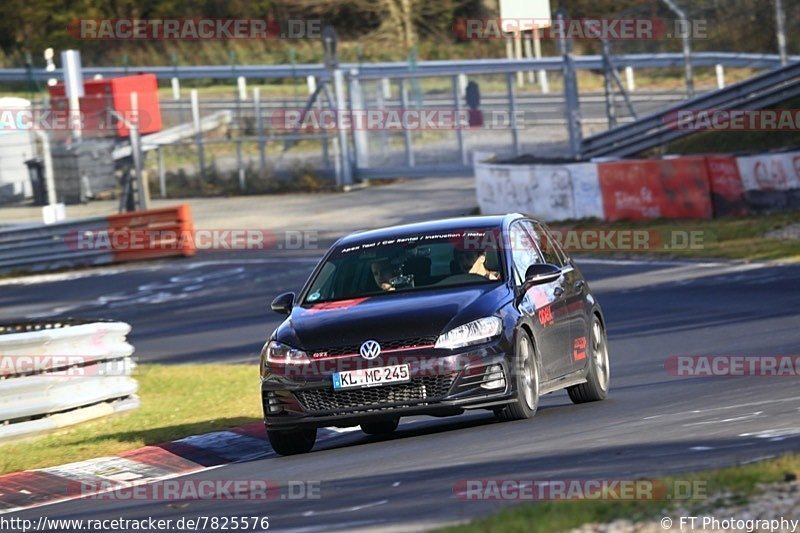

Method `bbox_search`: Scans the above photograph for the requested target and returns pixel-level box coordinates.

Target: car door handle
[553,286,564,298]
[574,280,585,291]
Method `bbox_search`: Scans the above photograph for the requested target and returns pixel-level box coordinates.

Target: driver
[371,260,396,291]
[456,250,500,280]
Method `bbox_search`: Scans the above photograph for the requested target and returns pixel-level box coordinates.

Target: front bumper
[261,339,516,430]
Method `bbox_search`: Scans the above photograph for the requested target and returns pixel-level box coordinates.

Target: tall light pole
[322,25,352,187]
[775,0,788,66]
[661,0,694,97]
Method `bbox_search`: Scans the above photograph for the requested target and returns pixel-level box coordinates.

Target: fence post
[557,8,583,159]
[254,87,266,179]
[513,32,524,87]
[399,78,415,167]
[625,66,635,92]
[523,32,535,83]
[349,69,370,169]
[506,73,520,156]
[235,93,245,191]
[602,40,617,129]
[130,91,149,210]
[662,0,694,97]
[452,75,467,165]
[157,145,166,198]
[332,68,353,185]
[715,64,725,89]
[533,27,549,94]
[190,89,205,181]
[375,82,389,159]
[237,76,247,101]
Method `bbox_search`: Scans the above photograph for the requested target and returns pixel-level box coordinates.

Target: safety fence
[1,53,792,83]
[0,320,137,443]
[474,149,800,221]
[0,204,195,275]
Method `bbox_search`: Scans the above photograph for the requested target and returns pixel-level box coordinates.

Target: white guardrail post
[0,320,138,443]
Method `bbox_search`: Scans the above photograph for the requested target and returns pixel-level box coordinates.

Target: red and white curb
[0,423,357,515]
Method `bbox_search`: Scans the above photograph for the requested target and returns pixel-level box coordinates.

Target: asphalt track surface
[2,251,800,531]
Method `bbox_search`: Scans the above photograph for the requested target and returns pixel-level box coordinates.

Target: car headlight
[434,317,503,350]
[263,340,309,365]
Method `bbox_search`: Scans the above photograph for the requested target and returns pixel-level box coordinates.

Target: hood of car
[274,283,510,353]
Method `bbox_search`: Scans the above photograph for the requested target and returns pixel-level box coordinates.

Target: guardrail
[112,110,232,160]
[0,216,112,274]
[0,320,137,443]
[581,60,800,158]
[0,204,195,275]
[1,53,796,82]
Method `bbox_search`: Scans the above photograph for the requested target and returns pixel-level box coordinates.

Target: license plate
[333,364,410,390]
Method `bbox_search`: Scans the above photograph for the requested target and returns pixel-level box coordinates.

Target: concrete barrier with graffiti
[474,153,603,221]
[474,149,799,221]
[736,151,800,212]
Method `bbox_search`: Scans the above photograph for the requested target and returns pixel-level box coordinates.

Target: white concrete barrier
[736,150,800,192]
[474,154,603,221]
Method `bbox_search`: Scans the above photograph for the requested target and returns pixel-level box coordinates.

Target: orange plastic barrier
[656,156,713,219]
[597,158,713,221]
[106,204,195,262]
[596,160,663,221]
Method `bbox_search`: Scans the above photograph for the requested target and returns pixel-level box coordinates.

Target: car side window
[509,221,544,284]
[525,221,564,267]
[538,222,570,265]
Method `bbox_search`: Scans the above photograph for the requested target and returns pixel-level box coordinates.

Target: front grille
[316,336,437,357]
[296,376,454,413]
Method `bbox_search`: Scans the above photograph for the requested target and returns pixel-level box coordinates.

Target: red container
[48,74,162,137]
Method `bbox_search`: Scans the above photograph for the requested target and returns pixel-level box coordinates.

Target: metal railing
[7,52,798,189]
[0,217,111,274]
[581,60,800,158]
[2,53,795,82]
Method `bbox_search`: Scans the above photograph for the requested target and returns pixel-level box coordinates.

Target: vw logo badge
[360,340,381,360]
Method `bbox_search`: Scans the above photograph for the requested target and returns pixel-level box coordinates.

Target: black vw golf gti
[261,214,610,455]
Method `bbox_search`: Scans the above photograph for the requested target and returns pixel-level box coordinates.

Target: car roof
[335,215,521,247]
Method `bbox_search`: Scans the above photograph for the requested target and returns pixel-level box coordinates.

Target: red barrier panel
[597,158,713,221]
[704,155,749,216]
[656,156,712,219]
[106,204,195,262]
[597,160,663,221]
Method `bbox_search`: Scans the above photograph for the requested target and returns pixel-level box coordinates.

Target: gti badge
[360,340,381,360]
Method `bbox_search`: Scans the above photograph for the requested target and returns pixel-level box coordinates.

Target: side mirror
[524,264,562,287]
[270,292,295,315]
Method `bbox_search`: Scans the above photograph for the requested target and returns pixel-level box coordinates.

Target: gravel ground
[572,479,800,532]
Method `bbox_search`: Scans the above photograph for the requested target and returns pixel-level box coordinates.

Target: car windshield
[303,229,504,304]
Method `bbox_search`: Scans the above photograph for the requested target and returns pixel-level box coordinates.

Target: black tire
[497,330,540,421]
[267,427,317,456]
[361,418,399,435]
[568,316,610,403]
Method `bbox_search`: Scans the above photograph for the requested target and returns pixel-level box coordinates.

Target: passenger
[456,250,500,280]
[371,260,396,291]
